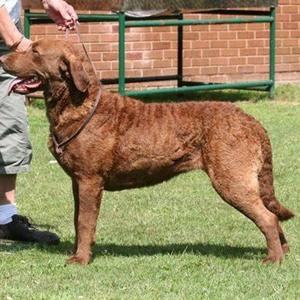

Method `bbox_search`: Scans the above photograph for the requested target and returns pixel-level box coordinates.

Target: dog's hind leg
[278,223,289,254]
[206,166,283,264]
[257,140,294,255]
[67,176,104,265]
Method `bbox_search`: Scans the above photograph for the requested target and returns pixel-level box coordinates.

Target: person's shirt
[0,0,21,23]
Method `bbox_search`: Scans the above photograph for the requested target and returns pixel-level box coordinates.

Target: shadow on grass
[92,242,266,260]
[0,240,265,260]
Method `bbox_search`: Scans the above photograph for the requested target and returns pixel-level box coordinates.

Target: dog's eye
[32,47,39,55]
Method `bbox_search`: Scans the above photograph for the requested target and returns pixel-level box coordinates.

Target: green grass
[1,85,300,299]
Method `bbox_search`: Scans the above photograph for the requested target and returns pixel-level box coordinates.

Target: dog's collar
[51,86,101,155]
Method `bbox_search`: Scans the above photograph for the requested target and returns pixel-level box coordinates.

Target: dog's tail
[258,135,294,221]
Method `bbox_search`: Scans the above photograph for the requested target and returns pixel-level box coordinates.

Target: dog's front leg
[71,178,79,255]
[67,176,104,265]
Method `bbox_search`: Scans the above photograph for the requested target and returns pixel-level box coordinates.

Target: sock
[0,203,18,225]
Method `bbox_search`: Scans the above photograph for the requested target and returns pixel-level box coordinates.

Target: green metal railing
[24,7,276,97]
[269,7,276,98]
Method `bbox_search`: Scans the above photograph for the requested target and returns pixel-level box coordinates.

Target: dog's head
[0,38,91,95]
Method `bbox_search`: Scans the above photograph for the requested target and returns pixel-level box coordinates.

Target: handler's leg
[0,64,59,245]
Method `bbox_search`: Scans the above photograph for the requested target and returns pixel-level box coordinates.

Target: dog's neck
[44,81,100,141]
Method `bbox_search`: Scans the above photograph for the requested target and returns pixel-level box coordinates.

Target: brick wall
[29,0,300,89]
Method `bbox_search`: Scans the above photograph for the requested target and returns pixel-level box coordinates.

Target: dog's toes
[262,255,283,265]
[66,254,90,265]
[282,244,290,255]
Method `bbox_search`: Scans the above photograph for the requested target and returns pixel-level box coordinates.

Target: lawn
[0,85,299,299]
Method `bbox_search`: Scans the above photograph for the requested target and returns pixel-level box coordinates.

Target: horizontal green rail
[124,80,273,97]
[25,12,273,26]
[25,12,119,22]
[125,16,273,27]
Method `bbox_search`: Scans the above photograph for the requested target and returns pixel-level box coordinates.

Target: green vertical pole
[269,6,276,98]
[24,9,30,38]
[177,13,183,88]
[118,12,126,95]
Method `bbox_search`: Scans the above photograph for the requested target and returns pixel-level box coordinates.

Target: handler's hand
[15,37,32,52]
[41,0,78,31]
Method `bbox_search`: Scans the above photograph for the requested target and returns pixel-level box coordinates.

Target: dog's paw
[66,254,91,265]
[262,254,283,264]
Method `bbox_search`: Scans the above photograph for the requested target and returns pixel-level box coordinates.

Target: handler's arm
[0,4,31,51]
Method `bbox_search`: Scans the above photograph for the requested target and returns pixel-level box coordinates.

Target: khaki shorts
[0,47,32,174]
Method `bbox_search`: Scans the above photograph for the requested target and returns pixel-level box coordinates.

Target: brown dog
[0,38,294,265]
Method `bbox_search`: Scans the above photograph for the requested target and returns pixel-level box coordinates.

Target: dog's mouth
[8,76,42,95]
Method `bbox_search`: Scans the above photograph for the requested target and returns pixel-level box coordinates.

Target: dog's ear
[63,52,90,93]
[69,55,89,93]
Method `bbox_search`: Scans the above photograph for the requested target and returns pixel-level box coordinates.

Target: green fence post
[23,9,30,38]
[269,6,276,98]
[177,13,183,88]
[118,12,126,95]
